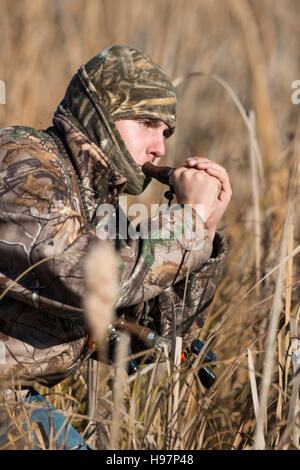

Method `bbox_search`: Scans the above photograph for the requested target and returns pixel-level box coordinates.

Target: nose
[148,133,165,160]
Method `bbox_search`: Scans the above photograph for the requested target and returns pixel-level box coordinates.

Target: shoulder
[0,125,55,151]
[0,125,64,174]
[0,125,79,219]
[0,125,70,206]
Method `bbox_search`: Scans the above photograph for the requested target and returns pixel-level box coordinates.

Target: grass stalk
[284,310,300,449]
[109,331,130,450]
[247,348,265,448]
[253,209,293,449]
[284,222,294,399]
[249,110,262,291]
[170,337,182,449]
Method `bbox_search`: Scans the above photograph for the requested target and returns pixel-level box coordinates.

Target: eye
[138,119,171,139]
[163,128,172,139]
[139,119,153,128]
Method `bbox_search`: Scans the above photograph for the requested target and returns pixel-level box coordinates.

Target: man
[0,45,231,448]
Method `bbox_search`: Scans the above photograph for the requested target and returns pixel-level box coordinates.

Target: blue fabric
[23,389,92,450]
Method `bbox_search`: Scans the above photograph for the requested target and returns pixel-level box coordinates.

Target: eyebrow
[150,119,172,137]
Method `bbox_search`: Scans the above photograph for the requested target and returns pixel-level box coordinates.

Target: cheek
[123,134,147,164]
[129,145,146,166]
[115,120,148,165]
[123,134,143,159]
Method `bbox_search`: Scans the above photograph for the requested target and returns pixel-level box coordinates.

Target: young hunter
[0,46,231,448]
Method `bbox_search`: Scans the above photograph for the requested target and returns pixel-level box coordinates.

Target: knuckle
[194,169,206,180]
[173,168,183,180]
[179,170,190,181]
[183,168,197,180]
[207,175,217,186]
[183,168,191,176]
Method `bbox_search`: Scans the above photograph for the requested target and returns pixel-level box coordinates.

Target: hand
[171,165,222,238]
[186,157,232,239]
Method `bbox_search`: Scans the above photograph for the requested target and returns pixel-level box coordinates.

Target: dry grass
[0,0,300,450]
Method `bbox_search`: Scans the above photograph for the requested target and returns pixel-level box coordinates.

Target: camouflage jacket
[0,118,226,387]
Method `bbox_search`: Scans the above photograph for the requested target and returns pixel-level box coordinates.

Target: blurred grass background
[0,0,300,450]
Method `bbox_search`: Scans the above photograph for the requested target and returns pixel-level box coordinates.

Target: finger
[172,166,200,185]
[209,175,222,196]
[186,157,228,178]
[186,157,209,167]
[194,160,227,175]
[183,160,230,196]
[174,166,200,177]
[204,167,232,200]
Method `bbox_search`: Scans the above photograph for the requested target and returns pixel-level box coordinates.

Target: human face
[115,118,170,168]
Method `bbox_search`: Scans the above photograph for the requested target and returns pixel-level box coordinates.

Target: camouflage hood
[53,45,177,195]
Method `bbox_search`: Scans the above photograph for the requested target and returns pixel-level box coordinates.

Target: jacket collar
[47,114,127,224]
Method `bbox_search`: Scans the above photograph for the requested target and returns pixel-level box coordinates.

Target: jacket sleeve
[117,232,227,348]
[150,231,226,347]
[115,204,215,308]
